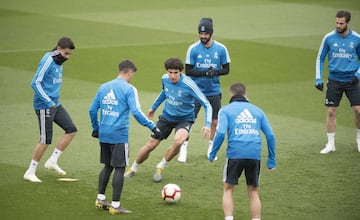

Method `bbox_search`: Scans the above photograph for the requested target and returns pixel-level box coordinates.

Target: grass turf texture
[1,0,360,219]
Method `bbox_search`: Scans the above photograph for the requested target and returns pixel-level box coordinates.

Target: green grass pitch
[1,0,360,219]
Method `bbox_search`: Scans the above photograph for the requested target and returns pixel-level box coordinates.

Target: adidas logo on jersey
[102,89,118,105]
[235,109,256,123]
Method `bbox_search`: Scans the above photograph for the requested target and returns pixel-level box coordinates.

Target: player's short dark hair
[118,59,137,73]
[57,37,75,50]
[336,10,351,23]
[164,57,184,71]
[230,82,246,96]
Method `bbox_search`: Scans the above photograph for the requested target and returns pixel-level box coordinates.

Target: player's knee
[354,109,360,119]
[145,141,158,151]
[172,138,184,148]
[327,108,337,117]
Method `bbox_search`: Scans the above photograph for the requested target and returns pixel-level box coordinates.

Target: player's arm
[89,92,100,136]
[150,77,167,112]
[30,58,56,108]
[355,44,360,79]
[209,132,224,162]
[261,114,276,170]
[128,86,156,130]
[214,63,230,76]
[192,86,212,128]
[208,109,226,162]
[315,36,329,91]
[150,89,166,113]
[186,63,229,78]
[185,64,207,77]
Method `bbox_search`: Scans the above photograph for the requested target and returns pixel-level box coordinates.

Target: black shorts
[223,159,261,187]
[325,79,360,107]
[151,116,193,140]
[100,142,129,168]
[35,105,77,144]
[194,94,221,119]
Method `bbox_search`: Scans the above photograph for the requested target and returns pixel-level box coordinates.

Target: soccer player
[178,17,231,162]
[89,60,159,214]
[315,10,360,154]
[124,57,212,182]
[23,37,77,183]
[208,82,276,220]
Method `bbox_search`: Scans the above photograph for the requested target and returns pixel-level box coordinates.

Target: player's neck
[339,28,350,37]
[117,74,130,83]
[205,39,213,48]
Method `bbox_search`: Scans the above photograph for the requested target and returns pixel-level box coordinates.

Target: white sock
[224,216,234,220]
[209,140,213,147]
[157,158,167,169]
[111,201,120,208]
[131,161,139,172]
[181,141,188,152]
[327,133,335,146]
[356,129,360,144]
[207,140,213,155]
[97,194,105,200]
[48,148,63,163]
[28,160,39,174]
[252,218,261,220]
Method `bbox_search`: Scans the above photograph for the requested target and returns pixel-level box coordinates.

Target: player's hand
[208,156,216,163]
[147,109,155,120]
[151,127,161,139]
[315,79,323,91]
[315,83,323,91]
[205,67,216,78]
[91,130,99,138]
[201,126,211,138]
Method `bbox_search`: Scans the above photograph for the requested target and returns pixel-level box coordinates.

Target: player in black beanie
[198,17,213,35]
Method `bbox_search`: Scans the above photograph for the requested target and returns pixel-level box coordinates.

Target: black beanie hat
[198,17,213,35]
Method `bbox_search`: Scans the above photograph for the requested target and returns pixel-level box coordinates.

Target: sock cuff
[97,194,106,200]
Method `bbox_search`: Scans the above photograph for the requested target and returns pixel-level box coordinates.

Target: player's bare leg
[45,132,77,175]
[223,183,234,219]
[164,129,188,161]
[321,107,337,154]
[23,143,50,182]
[135,138,161,164]
[124,138,161,177]
[208,118,218,160]
[247,185,261,220]
[153,129,188,182]
[352,105,360,152]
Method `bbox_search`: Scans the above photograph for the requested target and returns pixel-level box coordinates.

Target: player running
[124,57,212,182]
